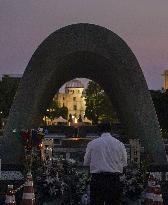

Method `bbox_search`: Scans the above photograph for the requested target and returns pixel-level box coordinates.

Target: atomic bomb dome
[65,79,84,88]
[52,79,86,120]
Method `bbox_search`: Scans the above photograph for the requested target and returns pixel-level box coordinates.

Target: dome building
[54,79,86,120]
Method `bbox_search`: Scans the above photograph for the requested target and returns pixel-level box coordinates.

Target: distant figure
[78,114,83,123]
[68,114,73,125]
[83,121,127,205]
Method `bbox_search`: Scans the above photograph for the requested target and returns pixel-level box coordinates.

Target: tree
[0,75,20,118]
[45,101,68,120]
[85,81,118,124]
[150,89,168,135]
[59,106,68,120]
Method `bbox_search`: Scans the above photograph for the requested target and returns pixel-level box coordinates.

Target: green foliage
[85,81,118,124]
[0,75,20,118]
[60,106,68,119]
[150,89,168,134]
[45,101,68,120]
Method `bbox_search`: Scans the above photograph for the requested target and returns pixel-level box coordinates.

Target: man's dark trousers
[90,173,121,205]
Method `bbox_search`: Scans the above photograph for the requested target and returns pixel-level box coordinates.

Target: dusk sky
[0,0,168,90]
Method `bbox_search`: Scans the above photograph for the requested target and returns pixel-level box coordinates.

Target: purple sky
[0,0,168,90]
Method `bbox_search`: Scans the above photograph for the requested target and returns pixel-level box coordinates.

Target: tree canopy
[0,75,20,118]
[150,89,168,135]
[45,101,68,121]
[85,81,118,124]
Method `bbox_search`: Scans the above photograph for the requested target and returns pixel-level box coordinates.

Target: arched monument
[0,23,167,166]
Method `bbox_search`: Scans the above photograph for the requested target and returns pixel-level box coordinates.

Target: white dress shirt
[84,132,127,173]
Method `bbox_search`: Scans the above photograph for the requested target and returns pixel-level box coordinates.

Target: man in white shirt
[84,122,127,205]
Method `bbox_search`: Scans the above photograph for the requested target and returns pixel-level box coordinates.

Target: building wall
[163,70,168,90]
[54,86,86,118]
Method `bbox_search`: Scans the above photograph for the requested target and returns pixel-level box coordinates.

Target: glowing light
[13,129,16,133]
[72,138,79,141]
[74,118,77,123]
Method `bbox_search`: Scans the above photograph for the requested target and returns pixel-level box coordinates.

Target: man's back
[84,122,127,205]
[84,132,127,173]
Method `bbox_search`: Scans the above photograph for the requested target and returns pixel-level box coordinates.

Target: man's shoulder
[87,137,101,146]
[110,134,125,146]
[111,135,122,143]
[112,137,126,149]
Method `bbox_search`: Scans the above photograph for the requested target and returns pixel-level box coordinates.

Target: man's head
[98,121,111,133]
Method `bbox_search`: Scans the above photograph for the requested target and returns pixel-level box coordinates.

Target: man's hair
[98,121,111,133]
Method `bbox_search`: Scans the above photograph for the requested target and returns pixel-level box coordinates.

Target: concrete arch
[1,23,167,165]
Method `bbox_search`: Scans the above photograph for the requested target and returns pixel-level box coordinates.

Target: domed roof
[65,79,84,88]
